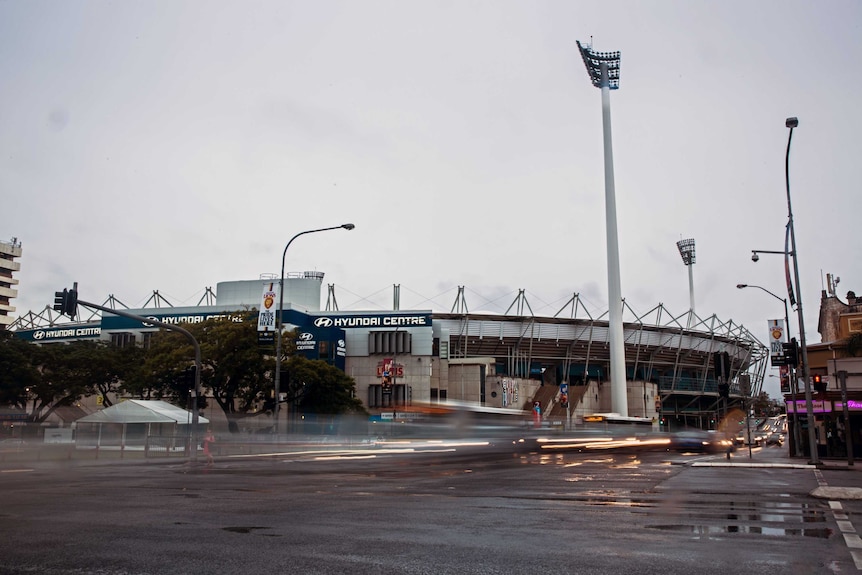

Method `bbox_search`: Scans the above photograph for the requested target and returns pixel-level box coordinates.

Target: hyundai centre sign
[311,313,431,328]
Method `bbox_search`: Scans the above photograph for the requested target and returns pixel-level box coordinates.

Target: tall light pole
[783,116,818,465]
[677,239,696,327]
[577,39,627,417]
[736,283,802,456]
[273,223,355,435]
[751,117,818,464]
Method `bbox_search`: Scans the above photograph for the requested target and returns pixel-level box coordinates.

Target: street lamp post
[577,39,627,417]
[273,223,355,435]
[736,283,802,456]
[750,117,818,465]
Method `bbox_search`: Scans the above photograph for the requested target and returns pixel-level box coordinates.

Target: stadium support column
[577,40,627,416]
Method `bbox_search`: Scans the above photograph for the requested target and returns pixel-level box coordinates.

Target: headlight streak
[226,441,486,460]
[539,437,672,450]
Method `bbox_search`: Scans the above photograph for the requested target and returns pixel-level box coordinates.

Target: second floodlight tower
[677,238,696,327]
[577,39,627,417]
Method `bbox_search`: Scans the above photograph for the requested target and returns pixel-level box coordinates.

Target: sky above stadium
[2,1,860,398]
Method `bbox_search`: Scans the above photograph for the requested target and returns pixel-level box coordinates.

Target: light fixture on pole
[577,39,627,417]
[273,223,355,435]
[736,283,802,456]
[676,238,696,327]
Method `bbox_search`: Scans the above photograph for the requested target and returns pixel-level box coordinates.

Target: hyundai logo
[337,339,345,348]
[34,330,45,340]
[299,332,314,341]
[314,317,333,327]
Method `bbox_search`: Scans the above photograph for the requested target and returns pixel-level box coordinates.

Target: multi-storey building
[0,238,22,331]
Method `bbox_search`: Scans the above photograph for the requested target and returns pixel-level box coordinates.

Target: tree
[28,342,120,423]
[1,336,127,422]
[284,355,366,415]
[144,312,275,433]
[0,332,40,413]
[281,355,366,435]
[845,333,862,358]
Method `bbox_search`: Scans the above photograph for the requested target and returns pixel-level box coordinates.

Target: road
[0,439,859,574]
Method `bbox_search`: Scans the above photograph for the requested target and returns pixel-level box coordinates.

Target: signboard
[768,319,786,366]
[257,282,278,332]
[14,325,102,342]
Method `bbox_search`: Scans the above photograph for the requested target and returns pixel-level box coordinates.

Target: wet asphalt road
[0,441,859,575]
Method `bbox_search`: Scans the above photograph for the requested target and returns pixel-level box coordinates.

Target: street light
[750,116,818,464]
[677,238,696,327]
[736,283,802,456]
[576,39,627,417]
[273,223,355,435]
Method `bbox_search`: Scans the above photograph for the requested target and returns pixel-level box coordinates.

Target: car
[670,430,734,454]
[765,432,785,446]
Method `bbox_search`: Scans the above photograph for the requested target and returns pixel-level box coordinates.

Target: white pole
[687,264,695,327]
[600,62,628,417]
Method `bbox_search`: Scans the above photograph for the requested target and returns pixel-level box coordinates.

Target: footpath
[693,443,862,503]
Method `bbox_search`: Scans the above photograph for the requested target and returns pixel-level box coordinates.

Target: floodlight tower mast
[677,238,696,327]
[577,39,627,417]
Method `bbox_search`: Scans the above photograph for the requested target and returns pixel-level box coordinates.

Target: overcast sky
[3,1,860,397]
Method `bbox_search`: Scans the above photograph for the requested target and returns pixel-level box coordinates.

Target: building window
[110,332,136,348]
[368,331,411,355]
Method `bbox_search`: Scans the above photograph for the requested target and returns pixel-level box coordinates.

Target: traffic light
[66,287,78,320]
[782,339,799,367]
[813,374,826,394]
[718,382,730,399]
[713,351,731,379]
[52,286,79,319]
[53,289,67,314]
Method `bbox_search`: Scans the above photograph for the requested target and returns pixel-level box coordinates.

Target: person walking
[203,428,215,466]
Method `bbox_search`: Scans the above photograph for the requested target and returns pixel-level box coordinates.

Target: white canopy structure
[74,400,208,449]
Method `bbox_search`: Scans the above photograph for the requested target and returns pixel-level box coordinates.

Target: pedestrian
[203,428,215,466]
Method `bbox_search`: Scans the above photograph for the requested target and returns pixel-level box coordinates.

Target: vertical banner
[257,282,278,332]
[784,223,796,307]
[768,319,785,365]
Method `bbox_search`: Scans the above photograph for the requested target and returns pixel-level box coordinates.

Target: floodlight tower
[676,239,696,327]
[577,39,627,417]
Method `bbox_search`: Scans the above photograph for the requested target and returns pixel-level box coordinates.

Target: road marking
[814,469,861,570]
[0,468,34,473]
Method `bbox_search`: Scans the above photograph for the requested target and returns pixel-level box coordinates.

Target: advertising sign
[257,282,278,332]
[768,319,786,366]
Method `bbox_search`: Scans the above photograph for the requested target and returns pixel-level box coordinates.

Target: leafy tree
[845,333,862,358]
[144,313,275,433]
[28,342,119,423]
[284,355,366,415]
[0,332,41,412]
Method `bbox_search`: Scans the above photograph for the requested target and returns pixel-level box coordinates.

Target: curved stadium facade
[11,274,768,431]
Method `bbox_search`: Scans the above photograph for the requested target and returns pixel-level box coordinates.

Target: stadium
[11,271,768,432]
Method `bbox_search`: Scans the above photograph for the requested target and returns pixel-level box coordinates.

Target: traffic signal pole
[53,287,203,463]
